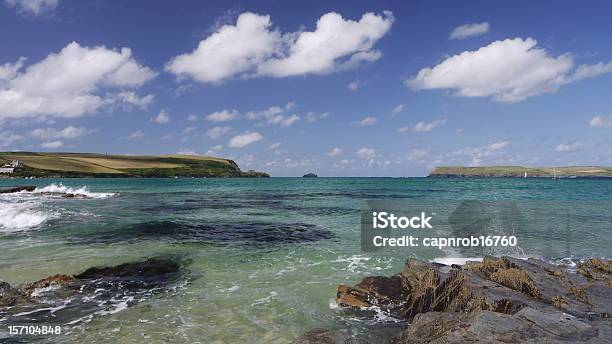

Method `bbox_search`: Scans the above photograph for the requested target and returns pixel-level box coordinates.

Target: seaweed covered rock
[302,256,612,343]
[337,275,406,311]
[399,308,605,344]
[577,258,611,281]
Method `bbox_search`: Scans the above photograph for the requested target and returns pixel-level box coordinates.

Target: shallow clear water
[0,177,610,343]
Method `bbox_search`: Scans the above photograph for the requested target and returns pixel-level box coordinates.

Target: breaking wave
[32,183,115,199]
[0,201,50,232]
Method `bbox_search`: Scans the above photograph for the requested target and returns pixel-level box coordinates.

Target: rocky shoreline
[294,256,611,343]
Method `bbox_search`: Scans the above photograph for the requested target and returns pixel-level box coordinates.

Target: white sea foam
[32,183,115,199]
[250,291,278,307]
[222,285,240,292]
[97,296,133,315]
[431,257,484,266]
[30,284,62,298]
[0,201,49,231]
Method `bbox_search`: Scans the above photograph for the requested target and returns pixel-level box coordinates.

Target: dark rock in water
[75,258,180,281]
[292,326,404,344]
[336,275,406,317]
[21,274,75,298]
[301,256,612,343]
[0,281,21,307]
[35,192,90,199]
[291,329,365,344]
[77,221,334,246]
[0,185,35,193]
[0,258,184,328]
[303,173,318,178]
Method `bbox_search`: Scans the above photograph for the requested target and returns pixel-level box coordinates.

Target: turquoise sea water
[0,177,610,343]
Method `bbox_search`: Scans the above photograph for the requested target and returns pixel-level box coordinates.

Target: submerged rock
[292,329,364,344]
[75,221,334,246]
[0,281,21,307]
[0,185,36,193]
[305,256,612,343]
[21,274,75,298]
[75,258,179,280]
[0,258,183,327]
[35,192,91,199]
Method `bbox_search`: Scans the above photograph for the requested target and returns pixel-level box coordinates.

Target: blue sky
[1,0,611,176]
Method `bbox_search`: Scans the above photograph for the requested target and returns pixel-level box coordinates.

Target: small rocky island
[303,173,318,178]
[293,256,611,343]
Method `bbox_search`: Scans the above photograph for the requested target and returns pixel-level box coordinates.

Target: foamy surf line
[431,256,608,269]
[31,183,116,199]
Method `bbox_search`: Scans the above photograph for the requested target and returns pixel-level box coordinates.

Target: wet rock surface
[296,256,612,343]
[36,192,91,199]
[0,258,184,329]
[0,185,36,193]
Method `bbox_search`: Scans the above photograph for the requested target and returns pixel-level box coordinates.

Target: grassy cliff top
[0,152,268,178]
[429,166,612,178]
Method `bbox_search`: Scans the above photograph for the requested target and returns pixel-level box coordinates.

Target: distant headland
[428,166,612,178]
[0,152,269,178]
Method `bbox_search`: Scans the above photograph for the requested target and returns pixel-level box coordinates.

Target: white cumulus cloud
[449,22,489,40]
[305,112,329,123]
[268,142,281,150]
[348,80,365,91]
[206,126,231,139]
[116,91,154,110]
[206,109,240,122]
[392,104,404,114]
[245,102,300,127]
[357,116,377,126]
[407,38,612,102]
[328,147,342,156]
[166,11,393,83]
[0,58,26,83]
[0,42,156,120]
[30,125,89,139]
[228,131,263,148]
[5,0,59,16]
[589,115,612,128]
[356,147,376,159]
[0,131,24,147]
[152,109,171,124]
[41,140,63,148]
[166,12,280,83]
[448,141,510,166]
[399,118,446,132]
[555,142,581,152]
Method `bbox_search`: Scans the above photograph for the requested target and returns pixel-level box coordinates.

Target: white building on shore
[0,160,22,174]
